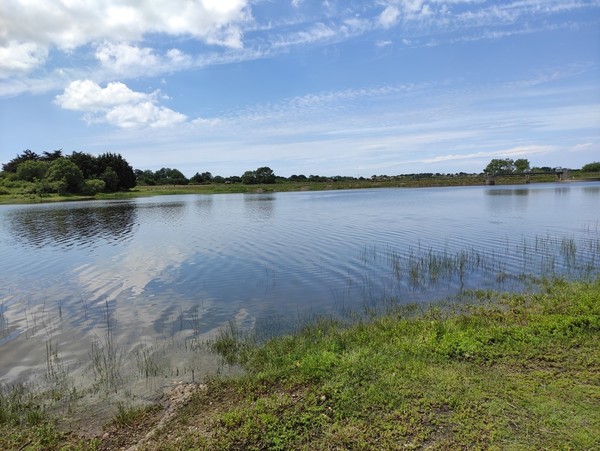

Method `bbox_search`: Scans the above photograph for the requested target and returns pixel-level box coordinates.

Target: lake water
[0,183,599,397]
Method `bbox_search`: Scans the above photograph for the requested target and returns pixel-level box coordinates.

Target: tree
[101,167,119,192]
[2,149,40,172]
[45,158,84,193]
[96,152,136,190]
[40,149,63,162]
[16,160,49,181]
[135,169,157,185]
[241,167,277,184]
[226,175,242,184]
[69,151,100,179]
[581,162,600,172]
[514,158,530,173]
[241,170,257,184]
[81,179,106,195]
[483,158,515,175]
[154,167,188,185]
[190,171,213,184]
[254,166,276,184]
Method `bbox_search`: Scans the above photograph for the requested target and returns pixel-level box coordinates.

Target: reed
[134,345,163,379]
[89,300,123,392]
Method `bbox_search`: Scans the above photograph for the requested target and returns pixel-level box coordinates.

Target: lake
[1,183,599,396]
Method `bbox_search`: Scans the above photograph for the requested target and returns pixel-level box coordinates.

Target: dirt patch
[96,382,206,451]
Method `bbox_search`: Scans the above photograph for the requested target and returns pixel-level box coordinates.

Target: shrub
[81,179,106,195]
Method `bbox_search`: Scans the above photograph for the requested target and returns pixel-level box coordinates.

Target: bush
[46,158,83,193]
[81,179,106,195]
[16,160,49,182]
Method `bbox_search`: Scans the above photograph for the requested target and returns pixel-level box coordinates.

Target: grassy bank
[2,278,598,449]
[0,172,580,205]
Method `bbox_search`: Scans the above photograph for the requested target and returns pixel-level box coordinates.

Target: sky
[0,1,599,178]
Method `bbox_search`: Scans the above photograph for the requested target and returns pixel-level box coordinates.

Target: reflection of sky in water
[0,183,599,384]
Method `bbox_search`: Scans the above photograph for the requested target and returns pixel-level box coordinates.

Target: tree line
[1,149,136,195]
[2,150,599,196]
[482,158,600,176]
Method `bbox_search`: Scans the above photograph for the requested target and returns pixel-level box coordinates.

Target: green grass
[149,278,600,450]
[1,278,598,449]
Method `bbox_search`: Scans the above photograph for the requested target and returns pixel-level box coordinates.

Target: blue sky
[1,1,599,177]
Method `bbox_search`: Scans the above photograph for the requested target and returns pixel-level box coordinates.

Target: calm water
[1,183,599,391]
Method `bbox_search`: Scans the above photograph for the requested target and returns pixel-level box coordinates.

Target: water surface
[1,183,598,392]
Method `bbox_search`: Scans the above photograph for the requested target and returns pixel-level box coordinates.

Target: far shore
[3,172,598,206]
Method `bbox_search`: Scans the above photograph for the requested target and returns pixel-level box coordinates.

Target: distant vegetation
[1,150,599,202]
[1,149,135,196]
[581,161,600,172]
[483,157,531,174]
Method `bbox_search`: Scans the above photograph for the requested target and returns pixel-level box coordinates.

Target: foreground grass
[149,278,599,449]
[1,278,598,449]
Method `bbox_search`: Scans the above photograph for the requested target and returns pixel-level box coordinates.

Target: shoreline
[3,174,598,206]
[1,277,598,449]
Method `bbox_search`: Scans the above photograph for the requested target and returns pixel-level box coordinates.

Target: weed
[113,402,158,427]
[134,345,162,379]
[89,300,123,392]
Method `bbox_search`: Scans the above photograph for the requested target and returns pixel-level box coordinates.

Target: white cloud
[376,40,393,47]
[105,102,187,129]
[94,43,193,76]
[570,142,595,153]
[0,0,251,74]
[55,80,150,111]
[95,43,161,74]
[0,42,48,78]
[379,6,401,28]
[418,145,555,164]
[271,23,337,48]
[55,80,187,129]
[401,0,426,14]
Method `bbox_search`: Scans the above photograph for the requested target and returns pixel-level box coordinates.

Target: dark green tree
[241,170,257,184]
[514,158,530,173]
[226,175,242,184]
[190,171,213,184]
[81,179,106,195]
[69,152,100,179]
[2,149,40,172]
[40,149,63,162]
[134,169,157,185]
[45,158,84,193]
[154,167,188,185]
[581,162,600,172]
[96,153,136,190]
[483,158,515,175]
[289,174,307,181]
[15,160,49,181]
[255,166,276,184]
[101,167,119,192]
